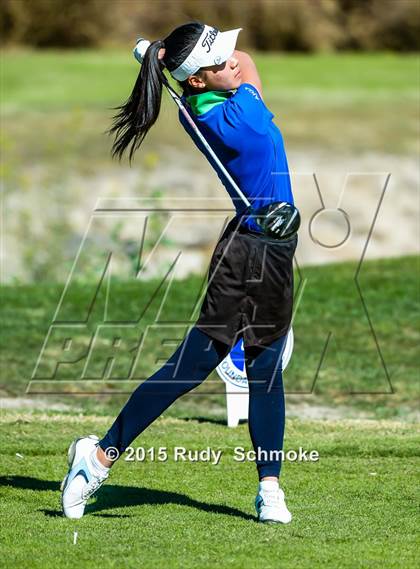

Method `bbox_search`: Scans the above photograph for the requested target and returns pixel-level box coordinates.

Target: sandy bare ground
[3,147,419,282]
[2,397,418,422]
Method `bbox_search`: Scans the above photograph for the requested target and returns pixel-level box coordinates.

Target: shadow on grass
[0,476,255,521]
[180,416,228,426]
[42,510,131,518]
[179,416,248,426]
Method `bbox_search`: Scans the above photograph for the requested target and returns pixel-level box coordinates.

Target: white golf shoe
[255,483,292,524]
[61,435,109,519]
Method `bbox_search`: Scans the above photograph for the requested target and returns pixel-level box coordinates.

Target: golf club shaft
[164,82,251,209]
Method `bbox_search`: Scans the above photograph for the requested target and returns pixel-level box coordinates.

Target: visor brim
[199,28,242,68]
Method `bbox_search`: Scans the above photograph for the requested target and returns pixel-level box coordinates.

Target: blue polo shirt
[179,83,294,233]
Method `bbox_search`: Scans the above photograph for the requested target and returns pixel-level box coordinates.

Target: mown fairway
[1,50,418,158]
[0,411,418,569]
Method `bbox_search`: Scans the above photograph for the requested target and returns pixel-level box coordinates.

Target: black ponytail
[108,22,204,162]
[109,40,167,162]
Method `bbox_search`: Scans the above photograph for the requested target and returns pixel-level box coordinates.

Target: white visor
[170,25,242,81]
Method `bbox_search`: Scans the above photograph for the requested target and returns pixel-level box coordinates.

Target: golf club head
[253,202,300,240]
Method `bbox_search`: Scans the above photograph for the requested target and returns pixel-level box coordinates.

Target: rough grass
[0,411,418,568]
[1,255,419,420]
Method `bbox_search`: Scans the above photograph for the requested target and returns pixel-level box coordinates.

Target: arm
[233,50,263,98]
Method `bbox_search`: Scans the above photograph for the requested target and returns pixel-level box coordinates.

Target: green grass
[1,255,419,419]
[2,50,418,109]
[1,50,418,157]
[0,411,418,568]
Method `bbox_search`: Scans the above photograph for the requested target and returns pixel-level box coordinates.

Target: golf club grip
[165,83,251,209]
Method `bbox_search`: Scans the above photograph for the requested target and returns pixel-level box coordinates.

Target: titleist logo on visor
[202,28,218,53]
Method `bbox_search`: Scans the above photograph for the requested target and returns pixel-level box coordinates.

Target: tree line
[1,0,419,51]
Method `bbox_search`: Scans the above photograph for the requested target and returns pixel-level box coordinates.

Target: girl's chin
[224,79,242,91]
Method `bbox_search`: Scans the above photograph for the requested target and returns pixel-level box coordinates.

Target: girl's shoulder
[218,83,275,135]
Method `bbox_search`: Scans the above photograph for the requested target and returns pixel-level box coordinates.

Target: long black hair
[109,21,205,162]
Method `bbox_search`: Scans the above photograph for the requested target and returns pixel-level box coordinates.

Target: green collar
[186,90,234,115]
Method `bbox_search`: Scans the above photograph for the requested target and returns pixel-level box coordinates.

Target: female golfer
[61,22,298,524]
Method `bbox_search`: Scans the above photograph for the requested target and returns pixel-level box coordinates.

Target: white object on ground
[216,328,294,427]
